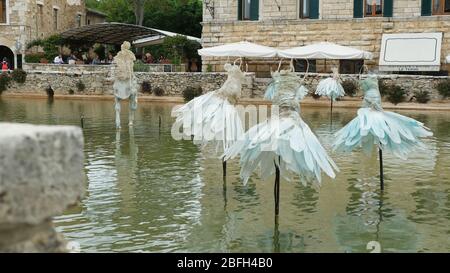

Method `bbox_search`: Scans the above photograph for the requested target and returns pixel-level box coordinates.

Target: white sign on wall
[379,32,442,71]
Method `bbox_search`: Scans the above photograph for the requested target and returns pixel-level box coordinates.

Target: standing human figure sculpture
[113,41,138,129]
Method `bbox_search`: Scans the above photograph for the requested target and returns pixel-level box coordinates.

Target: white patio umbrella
[278,42,373,60]
[198,41,278,58]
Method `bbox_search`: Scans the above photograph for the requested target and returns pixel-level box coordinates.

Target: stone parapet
[4,67,449,101]
[23,63,114,75]
[0,123,85,252]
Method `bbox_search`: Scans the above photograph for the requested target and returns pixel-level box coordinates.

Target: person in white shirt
[53,55,64,64]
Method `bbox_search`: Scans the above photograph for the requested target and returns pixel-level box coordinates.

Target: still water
[1,97,449,253]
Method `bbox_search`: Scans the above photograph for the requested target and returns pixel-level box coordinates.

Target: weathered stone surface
[0,123,86,226]
[254,73,449,100]
[0,220,67,253]
[201,0,450,74]
[0,1,88,68]
[6,65,448,101]
[7,65,258,98]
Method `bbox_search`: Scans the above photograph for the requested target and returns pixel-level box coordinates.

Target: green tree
[26,35,65,61]
[86,0,203,37]
[132,0,147,26]
[162,35,201,63]
[87,0,135,24]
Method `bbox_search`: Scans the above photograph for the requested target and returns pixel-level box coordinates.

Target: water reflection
[334,173,421,253]
[0,97,449,252]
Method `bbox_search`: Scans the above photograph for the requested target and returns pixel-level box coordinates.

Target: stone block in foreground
[0,123,86,252]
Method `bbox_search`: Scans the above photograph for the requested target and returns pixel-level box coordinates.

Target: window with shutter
[353,0,364,18]
[299,0,319,19]
[250,0,259,20]
[0,0,7,24]
[339,60,364,74]
[421,0,432,15]
[310,0,319,19]
[53,8,58,31]
[238,0,259,21]
[365,0,383,17]
[238,0,243,20]
[294,60,316,73]
[299,0,310,18]
[431,0,450,14]
[383,0,393,17]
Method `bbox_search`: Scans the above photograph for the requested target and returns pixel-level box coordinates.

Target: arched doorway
[0,45,14,70]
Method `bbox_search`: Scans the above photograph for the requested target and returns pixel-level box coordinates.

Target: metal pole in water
[379,147,384,191]
[222,160,227,177]
[273,214,280,253]
[330,100,333,127]
[222,176,227,210]
[274,158,280,216]
[80,115,84,129]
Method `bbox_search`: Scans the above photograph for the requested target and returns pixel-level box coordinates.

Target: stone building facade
[0,0,87,70]
[85,7,107,26]
[201,0,450,76]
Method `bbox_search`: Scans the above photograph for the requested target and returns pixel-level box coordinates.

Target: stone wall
[201,16,450,74]
[23,63,112,73]
[5,69,255,97]
[32,0,87,40]
[4,64,448,101]
[393,0,422,17]
[86,10,106,25]
[7,64,113,95]
[1,0,86,43]
[321,0,354,19]
[0,0,86,68]
[135,72,256,97]
[0,0,33,57]
[0,123,85,252]
[252,73,448,100]
[202,1,450,74]
[203,0,424,22]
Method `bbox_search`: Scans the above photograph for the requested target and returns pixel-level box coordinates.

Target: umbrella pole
[379,147,384,191]
[222,159,227,177]
[274,157,280,216]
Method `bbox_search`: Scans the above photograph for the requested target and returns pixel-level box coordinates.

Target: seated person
[145,53,153,64]
[91,54,101,65]
[53,54,64,64]
[67,53,79,65]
